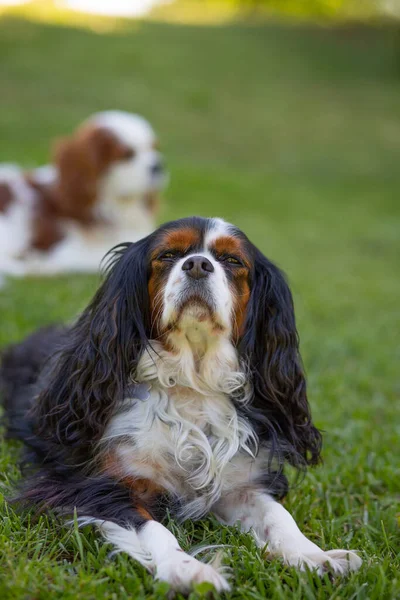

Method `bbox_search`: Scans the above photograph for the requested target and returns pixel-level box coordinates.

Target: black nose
[182,255,214,279]
[150,160,164,176]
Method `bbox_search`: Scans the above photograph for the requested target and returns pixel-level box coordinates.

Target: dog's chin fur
[163,299,225,346]
[0,217,362,596]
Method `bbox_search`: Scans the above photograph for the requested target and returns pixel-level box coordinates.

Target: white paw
[284,548,362,575]
[156,551,230,593]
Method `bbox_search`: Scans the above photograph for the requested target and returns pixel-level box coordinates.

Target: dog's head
[53,111,167,221]
[148,217,252,343]
[36,217,321,468]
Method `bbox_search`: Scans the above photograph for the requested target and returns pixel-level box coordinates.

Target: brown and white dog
[0,111,167,277]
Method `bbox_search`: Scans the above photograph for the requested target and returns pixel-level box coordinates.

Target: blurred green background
[0,1,399,599]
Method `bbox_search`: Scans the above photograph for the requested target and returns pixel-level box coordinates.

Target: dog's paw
[284,548,362,575]
[156,551,230,594]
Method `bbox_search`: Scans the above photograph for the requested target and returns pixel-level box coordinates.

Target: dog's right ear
[34,237,151,453]
[52,134,99,222]
[53,127,134,223]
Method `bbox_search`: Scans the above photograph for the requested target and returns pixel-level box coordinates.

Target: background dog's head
[52,110,167,221]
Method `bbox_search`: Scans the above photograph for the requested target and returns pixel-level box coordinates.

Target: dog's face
[90,111,167,199]
[53,111,167,222]
[148,218,252,343]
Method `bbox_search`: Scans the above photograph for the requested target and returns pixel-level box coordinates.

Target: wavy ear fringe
[33,238,151,458]
[240,249,322,468]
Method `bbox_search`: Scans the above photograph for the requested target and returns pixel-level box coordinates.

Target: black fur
[33,238,151,457]
[0,216,321,527]
[239,246,322,468]
[17,471,163,528]
[1,238,156,526]
[1,325,66,442]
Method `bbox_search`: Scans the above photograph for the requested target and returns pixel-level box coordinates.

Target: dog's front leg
[213,489,362,575]
[101,519,230,594]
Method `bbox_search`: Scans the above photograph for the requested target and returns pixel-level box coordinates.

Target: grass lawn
[0,6,399,599]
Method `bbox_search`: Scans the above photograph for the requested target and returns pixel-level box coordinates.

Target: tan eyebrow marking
[209,235,250,267]
[151,227,201,260]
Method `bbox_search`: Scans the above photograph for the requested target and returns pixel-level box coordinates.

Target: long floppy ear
[33,237,151,457]
[53,127,133,223]
[240,248,322,467]
[52,134,99,221]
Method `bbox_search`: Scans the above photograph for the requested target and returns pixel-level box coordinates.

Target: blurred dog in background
[0,111,167,277]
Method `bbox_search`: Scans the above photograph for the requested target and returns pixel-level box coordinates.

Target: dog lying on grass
[1,217,361,593]
[0,111,167,278]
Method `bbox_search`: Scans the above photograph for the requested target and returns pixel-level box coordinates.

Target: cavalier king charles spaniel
[1,217,361,593]
[0,111,167,277]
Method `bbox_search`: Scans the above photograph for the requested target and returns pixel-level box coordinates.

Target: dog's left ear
[240,248,322,467]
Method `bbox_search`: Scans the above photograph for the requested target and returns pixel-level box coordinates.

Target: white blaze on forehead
[85,110,157,149]
[204,218,235,249]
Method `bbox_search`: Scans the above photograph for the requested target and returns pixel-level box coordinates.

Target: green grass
[0,7,399,599]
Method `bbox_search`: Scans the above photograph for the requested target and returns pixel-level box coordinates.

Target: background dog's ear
[240,249,322,467]
[53,127,133,223]
[52,134,99,221]
[33,238,151,454]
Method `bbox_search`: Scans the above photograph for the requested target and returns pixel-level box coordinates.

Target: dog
[0,111,167,277]
[0,217,361,593]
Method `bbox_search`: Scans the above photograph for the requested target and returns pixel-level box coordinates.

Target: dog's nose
[182,256,214,279]
[150,160,164,176]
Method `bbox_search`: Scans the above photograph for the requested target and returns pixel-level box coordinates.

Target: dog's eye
[219,255,243,266]
[215,253,243,266]
[159,251,179,261]
[226,256,240,265]
[122,147,135,160]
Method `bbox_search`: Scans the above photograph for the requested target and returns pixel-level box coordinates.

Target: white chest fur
[104,384,264,519]
[102,341,266,519]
